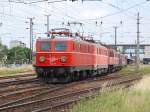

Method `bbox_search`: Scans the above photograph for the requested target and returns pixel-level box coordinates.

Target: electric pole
[46,15,50,36]
[114,26,118,50]
[136,12,140,71]
[29,18,33,64]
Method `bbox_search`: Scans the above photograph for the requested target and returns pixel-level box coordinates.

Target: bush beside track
[0,65,33,76]
[70,65,150,112]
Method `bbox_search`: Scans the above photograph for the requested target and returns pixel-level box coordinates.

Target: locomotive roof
[37,37,73,41]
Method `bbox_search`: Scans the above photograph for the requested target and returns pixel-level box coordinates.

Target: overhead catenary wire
[5,0,150,23]
[78,0,148,21]
[1,0,150,47]
[9,0,67,4]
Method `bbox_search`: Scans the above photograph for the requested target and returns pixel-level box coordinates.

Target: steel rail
[0,86,54,104]
[0,78,40,88]
[0,83,45,94]
[0,73,35,80]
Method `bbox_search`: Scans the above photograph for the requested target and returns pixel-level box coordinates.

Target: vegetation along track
[0,74,142,112]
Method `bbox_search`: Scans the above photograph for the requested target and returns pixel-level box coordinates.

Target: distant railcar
[143,58,150,64]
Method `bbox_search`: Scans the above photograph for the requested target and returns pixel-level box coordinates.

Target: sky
[0,0,150,48]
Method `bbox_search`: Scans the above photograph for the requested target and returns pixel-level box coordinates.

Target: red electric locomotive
[33,28,127,83]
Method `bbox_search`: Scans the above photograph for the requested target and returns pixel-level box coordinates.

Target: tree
[7,47,31,64]
[0,43,8,64]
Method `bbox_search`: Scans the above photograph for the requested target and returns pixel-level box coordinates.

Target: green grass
[0,65,33,76]
[119,64,150,76]
[139,65,150,75]
[70,65,150,112]
[70,89,150,112]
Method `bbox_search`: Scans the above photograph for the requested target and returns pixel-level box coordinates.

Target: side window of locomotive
[87,46,89,53]
[55,42,67,51]
[40,41,50,51]
[73,43,77,51]
[73,43,75,51]
[109,50,114,57]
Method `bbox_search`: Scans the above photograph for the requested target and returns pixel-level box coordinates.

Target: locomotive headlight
[39,56,46,62]
[60,56,67,63]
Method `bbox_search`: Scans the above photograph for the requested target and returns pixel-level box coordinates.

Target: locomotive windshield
[55,42,67,51]
[40,41,50,50]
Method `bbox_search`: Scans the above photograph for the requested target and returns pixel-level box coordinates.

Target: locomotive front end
[34,38,73,79]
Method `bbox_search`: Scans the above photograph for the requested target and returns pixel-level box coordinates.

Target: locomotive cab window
[40,41,50,51]
[55,42,67,51]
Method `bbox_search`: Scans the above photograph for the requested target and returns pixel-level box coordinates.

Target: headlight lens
[39,56,46,62]
[60,56,67,63]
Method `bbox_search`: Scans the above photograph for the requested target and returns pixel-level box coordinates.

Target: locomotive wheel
[79,71,82,80]
[66,76,72,83]
[97,69,101,76]
[76,71,80,81]
[86,70,91,78]
[61,73,71,83]
[88,70,93,78]
[79,71,87,80]
[82,71,87,80]
[72,72,77,81]
[104,68,108,74]
[36,72,43,78]
[92,70,97,77]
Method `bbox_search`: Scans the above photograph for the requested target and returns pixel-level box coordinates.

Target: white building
[10,40,26,48]
[144,46,150,58]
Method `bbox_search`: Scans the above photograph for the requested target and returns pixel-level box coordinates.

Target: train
[33,28,127,83]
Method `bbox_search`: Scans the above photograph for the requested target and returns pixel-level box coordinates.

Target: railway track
[0,73,35,80]
[0,75,64,105]
[0,72,36,87]
[0,76,39,88]
[0,83,45,94]
[0,84,62,104]
[0,74,142,112]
